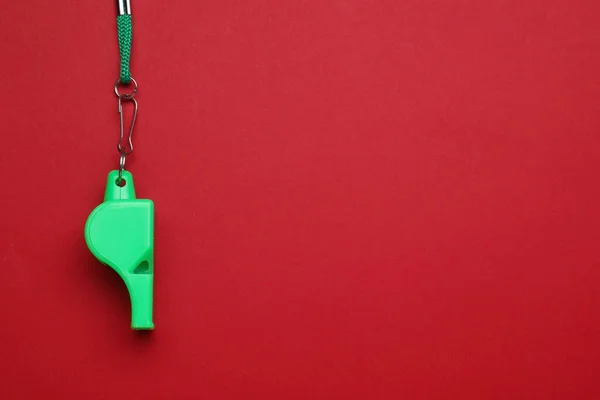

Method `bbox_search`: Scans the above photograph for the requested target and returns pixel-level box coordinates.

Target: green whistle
[85,170,155,330]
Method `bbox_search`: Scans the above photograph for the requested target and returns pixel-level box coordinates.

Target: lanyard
[115,0,137,184]
[117,0,133,85]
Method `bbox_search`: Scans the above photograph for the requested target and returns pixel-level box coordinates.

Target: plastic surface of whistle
[85,170,155,330]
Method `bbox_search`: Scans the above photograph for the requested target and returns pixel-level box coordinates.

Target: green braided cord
[117,15,132,84]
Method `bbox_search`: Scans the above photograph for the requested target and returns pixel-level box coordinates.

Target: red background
[1,0,600,398]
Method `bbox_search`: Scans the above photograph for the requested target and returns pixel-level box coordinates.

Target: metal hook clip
[115,77,138,184]
[117,95,137,156]
[117,96,136,186]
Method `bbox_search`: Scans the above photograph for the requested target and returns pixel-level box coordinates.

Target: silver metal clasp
[117,0,131,16]
[115,77,138,184]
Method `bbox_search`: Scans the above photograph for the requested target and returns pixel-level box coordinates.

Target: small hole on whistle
[134,261,150,274]
[116,178,127,187]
